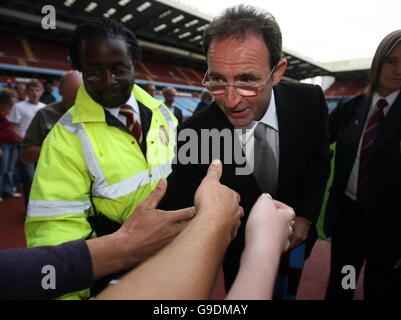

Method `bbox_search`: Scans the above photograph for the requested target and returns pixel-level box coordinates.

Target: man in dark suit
[194,90,213,114]
[160,5,331,298]
[142,83,156,97]
[325,30,401,300]
[162,86,183,124]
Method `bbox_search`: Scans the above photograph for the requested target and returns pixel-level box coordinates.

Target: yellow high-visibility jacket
[25,84,177,299]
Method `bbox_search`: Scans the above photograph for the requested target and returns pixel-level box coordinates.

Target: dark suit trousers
[326,196,401,300]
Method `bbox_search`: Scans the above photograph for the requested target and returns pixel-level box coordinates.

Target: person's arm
[177,107,183,124]
[289,85,331,248]
[86,179,196,280]
[20,110,46,163]
[0,121,19,143]
[20,146,41,164]
[0,113,22,143]
[0,240,93,300]
[226,195,294,300]
[10,124,23,142]
[96,160,243,300]
[1,180,195,300]
[6,103,21,125]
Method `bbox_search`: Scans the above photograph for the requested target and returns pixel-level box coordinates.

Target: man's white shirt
[105,94,142,127]
[8,100,45,137]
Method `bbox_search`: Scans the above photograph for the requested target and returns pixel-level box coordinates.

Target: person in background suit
[325,30,401,300]
[162,87,183,124]
[159,5,331,299]
[40,81,57,105]
[143,83,156,97]
[194,90,213,114]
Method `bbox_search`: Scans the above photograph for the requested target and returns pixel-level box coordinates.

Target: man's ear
[272,58,287,86]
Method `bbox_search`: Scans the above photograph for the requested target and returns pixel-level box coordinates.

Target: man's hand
[10,124,23,142]
[194,159,243,240]
[114,179,195,267]
[288,216,311,249]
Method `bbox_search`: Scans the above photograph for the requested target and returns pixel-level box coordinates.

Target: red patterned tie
[118,105,143,144]
[357,98,388,209]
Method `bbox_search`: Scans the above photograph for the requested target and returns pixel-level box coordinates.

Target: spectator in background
[0,89,23,202]
[5,80,13,89]
[15,83,26,102]
[8,80,45,145]
[40,81,56,105]
[21,71,83,164]
[325,30,401,300]
[7,80,45,203]
[194,90,213,114]
[162,87,183,124]
[143,83,156,97]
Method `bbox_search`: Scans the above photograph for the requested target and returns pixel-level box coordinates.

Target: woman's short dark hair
[203,5,282,69]
[366,29,401,96]
[69,17,142,71]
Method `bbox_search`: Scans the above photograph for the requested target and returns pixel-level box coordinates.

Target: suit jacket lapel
[210,104,248,170]
[138,101,153,155]
[138,101,152,138]
[274,86,301,196]
[372,92,401,154]
[347,95,371,155]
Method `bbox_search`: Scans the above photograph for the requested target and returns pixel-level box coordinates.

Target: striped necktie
[357,98,388,209]
[118,105,143,144]
[253,122,278,197]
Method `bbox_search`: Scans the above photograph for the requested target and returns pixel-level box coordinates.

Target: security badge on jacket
[159,125,169,146]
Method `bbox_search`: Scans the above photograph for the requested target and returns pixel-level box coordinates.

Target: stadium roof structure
[0,0,332,81]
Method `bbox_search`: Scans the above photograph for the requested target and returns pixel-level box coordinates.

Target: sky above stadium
[179,0,401,64]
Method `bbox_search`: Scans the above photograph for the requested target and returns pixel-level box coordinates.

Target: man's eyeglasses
[202,66,276,97]
[83,64,134,82]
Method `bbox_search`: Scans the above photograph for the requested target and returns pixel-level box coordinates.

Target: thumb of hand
[144,179,167,209]
[252,193,275,212]
[205,159,222,181]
